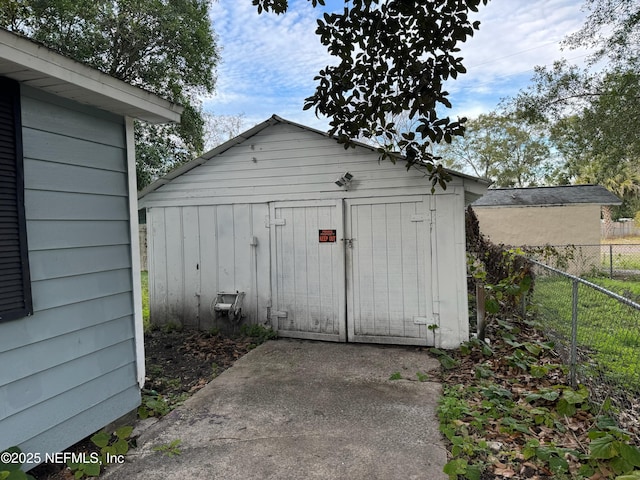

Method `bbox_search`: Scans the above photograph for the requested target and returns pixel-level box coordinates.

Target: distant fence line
[530,259,640,440]
[139,225,148,271]
[603,220,640,239]
[532,243,640,278]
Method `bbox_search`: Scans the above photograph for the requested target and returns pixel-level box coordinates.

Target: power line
[466,39,567,69]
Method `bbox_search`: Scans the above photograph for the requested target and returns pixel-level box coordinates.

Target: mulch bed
[143,328,254,397]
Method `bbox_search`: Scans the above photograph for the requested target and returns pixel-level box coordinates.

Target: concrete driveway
[102,339,447,480]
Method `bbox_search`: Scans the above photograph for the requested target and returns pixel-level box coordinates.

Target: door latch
[342,238,355,248]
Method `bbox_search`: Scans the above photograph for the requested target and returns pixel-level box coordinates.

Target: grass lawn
[588,276,640,299]
[533,275,640,390]
[601,236,640,245]
[602,254,640,271]
[600,247,640,271]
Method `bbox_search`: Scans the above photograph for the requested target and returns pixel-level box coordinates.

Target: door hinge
[410,214,426,222]
[270,310,288,319]
[265,216,286,228]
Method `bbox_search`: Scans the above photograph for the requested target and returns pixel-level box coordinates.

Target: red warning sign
[319,229,337,243]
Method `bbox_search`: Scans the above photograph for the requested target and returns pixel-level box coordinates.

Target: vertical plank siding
[142,121,479,347]
[269,201,344,340]
[433,190,470,348]
[346,197,431,344]
[148,203,270,330]
[0,88,139,460]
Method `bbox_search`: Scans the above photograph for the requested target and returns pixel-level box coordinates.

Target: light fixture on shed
[335,172,354,190]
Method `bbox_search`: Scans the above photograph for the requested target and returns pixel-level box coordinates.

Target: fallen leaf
[493,465,516,477]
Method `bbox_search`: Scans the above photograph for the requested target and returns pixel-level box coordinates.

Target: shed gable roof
[472,185,621,207]
[0,28,182,123]
[139,114,489,198]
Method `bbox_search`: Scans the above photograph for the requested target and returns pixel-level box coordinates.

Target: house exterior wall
[473,204,602,247]
[143,122,476,348]
[0,87,140,462]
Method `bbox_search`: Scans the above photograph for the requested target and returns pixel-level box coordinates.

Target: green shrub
[240,324,277,346]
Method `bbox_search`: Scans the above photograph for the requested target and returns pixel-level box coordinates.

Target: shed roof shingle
[472,185,621,207]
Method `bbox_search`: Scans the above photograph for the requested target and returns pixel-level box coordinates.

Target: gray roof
[472,185,621,207]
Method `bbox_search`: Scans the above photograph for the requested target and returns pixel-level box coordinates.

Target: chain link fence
[533,244,640,278]
[531,259,640,441]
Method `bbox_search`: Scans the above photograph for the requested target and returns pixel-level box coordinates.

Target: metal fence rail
[531,259,640,439]
[533,244,640,278]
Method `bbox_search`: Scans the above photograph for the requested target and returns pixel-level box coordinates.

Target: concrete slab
[102,339,448,480]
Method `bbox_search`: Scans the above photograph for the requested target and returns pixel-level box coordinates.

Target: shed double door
[269,196,433,345]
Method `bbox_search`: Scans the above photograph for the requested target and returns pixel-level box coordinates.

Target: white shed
[139,116,489,348]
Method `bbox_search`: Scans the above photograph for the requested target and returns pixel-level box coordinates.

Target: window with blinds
[0,76,32,322]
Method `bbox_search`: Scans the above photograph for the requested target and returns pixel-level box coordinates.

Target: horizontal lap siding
[141,123,465,208]
[0,88,138,459]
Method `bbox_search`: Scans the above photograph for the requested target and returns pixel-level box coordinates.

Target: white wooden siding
[0,88,140,461]
[142,120,480,348]
[346,197,433,345]
[432,190,470,348]
[141,122,467,208]
[148,204,270,329]
[269,200,345,341]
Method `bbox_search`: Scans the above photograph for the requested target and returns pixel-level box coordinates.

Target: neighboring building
[0,29,181,464]
[471,185,621,247]
[139,115,489,349]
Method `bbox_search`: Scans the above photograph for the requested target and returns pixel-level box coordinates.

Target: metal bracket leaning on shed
[212,291,245,323]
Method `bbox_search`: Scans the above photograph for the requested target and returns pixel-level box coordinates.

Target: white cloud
[204,0,595,129]
[446,0,595,117]
[205,0,335,127]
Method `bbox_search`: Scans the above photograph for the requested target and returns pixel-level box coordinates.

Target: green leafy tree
[563,0,640,66]
[511,60,599,124]
[253,0,489,190]
[437,112,552,187]
[547,70,640,216]
[0,0,218,189]
[508,0,640,217]
[512,65,640,215]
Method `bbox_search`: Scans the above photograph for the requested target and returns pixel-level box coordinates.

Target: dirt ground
[143,328,254,398]
[29,328,255,480]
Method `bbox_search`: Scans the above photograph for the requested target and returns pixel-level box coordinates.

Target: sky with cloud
[204,0,594,132]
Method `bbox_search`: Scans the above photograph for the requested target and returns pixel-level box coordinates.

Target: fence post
[609,244,613,279]
[570,279,578,388]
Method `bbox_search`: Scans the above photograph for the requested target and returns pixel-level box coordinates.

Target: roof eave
[139,114,490,199]
[475,201,622,208]
[0,29,183,123]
